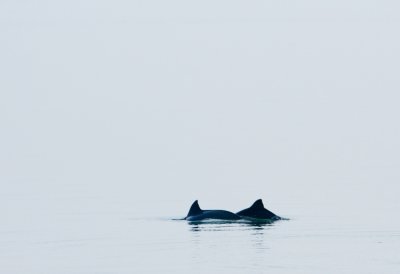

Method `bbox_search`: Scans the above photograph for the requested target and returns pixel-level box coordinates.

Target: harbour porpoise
[184,199,281,222]
[236,199,281,221]
[184,200,240,221]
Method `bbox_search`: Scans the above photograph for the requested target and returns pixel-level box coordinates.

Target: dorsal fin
[187,200,203,217]
[250,199,264,209]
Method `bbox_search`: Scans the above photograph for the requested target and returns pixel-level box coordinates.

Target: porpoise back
[185,200,241,221]
[236,199,281,220]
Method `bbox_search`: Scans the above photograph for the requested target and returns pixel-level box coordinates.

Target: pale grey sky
[1,1,399,219]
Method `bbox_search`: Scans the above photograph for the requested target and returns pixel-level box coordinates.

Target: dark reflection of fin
[186,218,277,232]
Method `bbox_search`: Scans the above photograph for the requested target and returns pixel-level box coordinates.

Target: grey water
[1,194,399,274]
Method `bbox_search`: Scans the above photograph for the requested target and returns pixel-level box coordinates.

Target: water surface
[2,203,399,274]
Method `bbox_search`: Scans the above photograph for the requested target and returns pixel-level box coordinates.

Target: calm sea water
[2,196,399,274]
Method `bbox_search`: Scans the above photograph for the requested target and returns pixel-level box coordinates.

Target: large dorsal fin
[236,199,280,220]
[187,200,203,217]
[250,199,265,209]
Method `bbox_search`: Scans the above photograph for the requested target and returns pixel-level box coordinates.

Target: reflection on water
[185,219,279,270]
[187,219,277,232]
[187,220,277,249]
[2,212,398,274]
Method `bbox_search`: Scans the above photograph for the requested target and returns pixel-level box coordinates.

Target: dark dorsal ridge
[250,199,264,209]
[187,200,203,216]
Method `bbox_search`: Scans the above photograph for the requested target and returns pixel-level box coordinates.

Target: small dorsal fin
[250,199,264,209]
[187,200,203,217]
